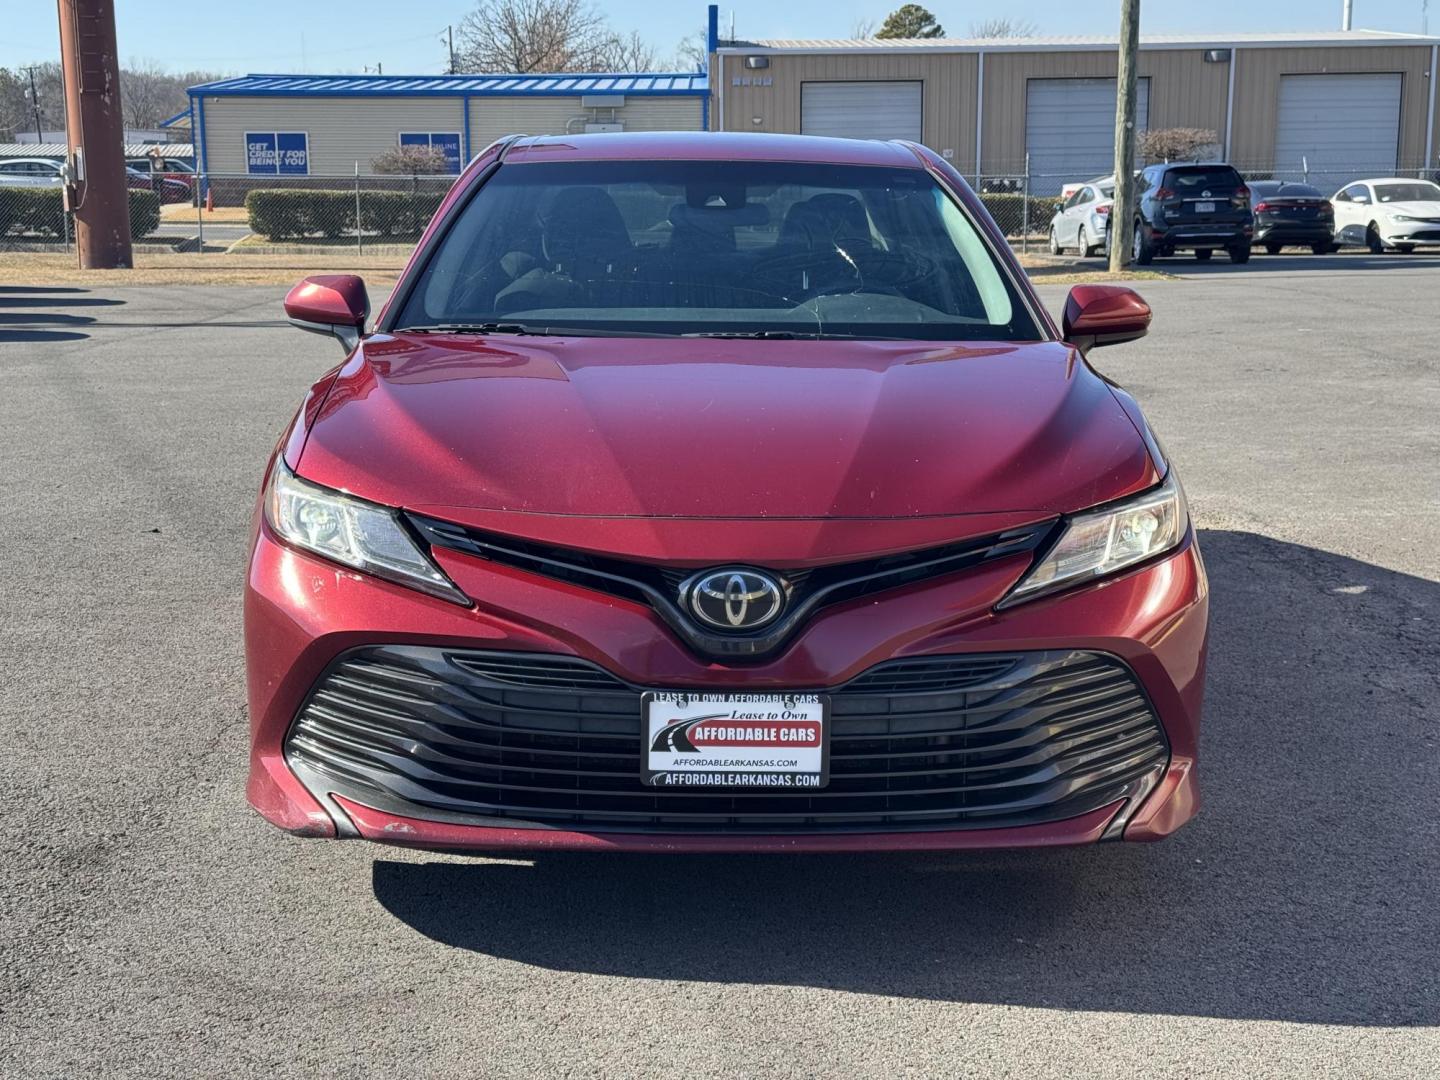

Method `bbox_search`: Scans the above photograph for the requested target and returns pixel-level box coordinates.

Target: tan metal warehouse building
[710,30,1440,192]
[186,72,708,178]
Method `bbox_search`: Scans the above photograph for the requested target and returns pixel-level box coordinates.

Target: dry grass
[159,203,250,224]
[1,249,1168,290]
[0,251,405,288]
[1015,253,1175,284]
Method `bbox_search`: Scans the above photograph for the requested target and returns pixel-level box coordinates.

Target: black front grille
[406,513,1052,662]
[287,647,1168,834]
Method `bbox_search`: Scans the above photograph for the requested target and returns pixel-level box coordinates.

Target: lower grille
[286,646,1168,834]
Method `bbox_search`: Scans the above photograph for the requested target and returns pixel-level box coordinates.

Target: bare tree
[852,18,878,37]
[595,30,658,73]
[372,144,451,174]
[0,62,63,139]
[673,27,709,72]
[456,0,615,73]
[1138,127,1220,163]
[119,61,173,129]
[1,60,224,138]
[969,17,1037,38]
[0,68,32,139]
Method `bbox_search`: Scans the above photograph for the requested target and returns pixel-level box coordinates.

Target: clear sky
[3,1,1434,75]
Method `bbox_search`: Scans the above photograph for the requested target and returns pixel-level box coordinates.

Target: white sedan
[1048,180,1114,257]
[0,157,65,188]
[1331,177,1440,253]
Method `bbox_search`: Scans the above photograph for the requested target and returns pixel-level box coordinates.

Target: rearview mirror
[284,275,369,353]
[1062,284,1152,354]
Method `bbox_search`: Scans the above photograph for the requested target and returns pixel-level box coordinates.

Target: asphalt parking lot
[2,258,1437,1078]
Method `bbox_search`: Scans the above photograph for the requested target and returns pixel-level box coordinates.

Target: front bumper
[1379,220,1440,244]
[245,523,1207,851]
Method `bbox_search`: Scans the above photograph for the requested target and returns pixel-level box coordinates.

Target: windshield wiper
[683,330,916,341]
[396,322,537,335]
[395,322,674,338]
[683,330,803,339]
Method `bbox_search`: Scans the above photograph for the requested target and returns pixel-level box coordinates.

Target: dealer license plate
[1195,201,1216,214]
[641,692,829,789]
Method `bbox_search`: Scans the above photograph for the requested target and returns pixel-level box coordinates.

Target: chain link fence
[194,172,456,254]
[970,157,1440,252]
[0,183,164,253]
[5,158,1439,257]
[0,169,456,254]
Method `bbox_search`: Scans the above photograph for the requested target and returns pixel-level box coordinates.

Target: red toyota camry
[246,132,1207,853]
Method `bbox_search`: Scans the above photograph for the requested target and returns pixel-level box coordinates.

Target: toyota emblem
[685,569,785,631]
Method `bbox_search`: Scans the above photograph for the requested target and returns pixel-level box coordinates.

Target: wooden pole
[57,0,133,268]
[1109,0,1141,272]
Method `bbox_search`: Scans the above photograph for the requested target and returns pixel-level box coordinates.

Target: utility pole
[58,0,132,268]
[446,25,456,74]
[1109,0,1141,272]
[1343,0,1353,30]
[25,67,44,140]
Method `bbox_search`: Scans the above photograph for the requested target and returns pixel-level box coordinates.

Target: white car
[1331,177,1440,253]
[0,157,64,187]
[1049,180,1114,257]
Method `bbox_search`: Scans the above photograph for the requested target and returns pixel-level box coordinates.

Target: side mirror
[284,275,369,353]
[1062,284,1152,354]
[1053,201,1064,213]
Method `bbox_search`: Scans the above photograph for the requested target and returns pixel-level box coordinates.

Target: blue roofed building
[186,71,710,177]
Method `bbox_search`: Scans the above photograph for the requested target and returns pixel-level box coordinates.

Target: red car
[247,132,1207,853]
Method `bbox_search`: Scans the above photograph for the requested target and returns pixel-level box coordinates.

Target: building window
[399,132,462,173]
[246,132,309,175]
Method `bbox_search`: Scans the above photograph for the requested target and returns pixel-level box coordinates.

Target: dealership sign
[400,132,462,173]
[246,132,309,175]
[642,691,829,788]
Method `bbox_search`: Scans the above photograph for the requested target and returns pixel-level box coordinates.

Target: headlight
[264,462,468,605]
[1388,213,1419,222]
[1001,473,1188,607]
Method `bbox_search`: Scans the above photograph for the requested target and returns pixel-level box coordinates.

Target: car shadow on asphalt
[0,286,116,344]
[371,530,1439,1026]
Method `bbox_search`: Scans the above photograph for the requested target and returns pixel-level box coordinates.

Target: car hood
[293,333,1156,540]
[1377,201,1440,217]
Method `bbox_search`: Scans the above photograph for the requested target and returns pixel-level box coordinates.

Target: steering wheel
[747,247,933,301]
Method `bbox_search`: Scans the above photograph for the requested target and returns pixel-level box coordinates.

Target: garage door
[801,81,923,142]
[1025,78,1150,194]
[1274,73,1401,191]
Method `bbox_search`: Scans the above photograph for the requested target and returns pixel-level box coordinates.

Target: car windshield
[1373,182,1440,203]
[392,159,1039,341]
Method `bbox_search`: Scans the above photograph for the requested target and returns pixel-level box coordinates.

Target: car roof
[1353,177,1439,184]
[1,157,61,165]
[502,131,926,168]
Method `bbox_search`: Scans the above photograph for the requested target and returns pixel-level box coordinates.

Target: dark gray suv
[1132,163,1253,264]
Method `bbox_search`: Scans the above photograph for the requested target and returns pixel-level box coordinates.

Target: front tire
[1311,242,1332,255]
[1194,249,1213,261]
[1367,224,1387,254]
[1264,242,1283,255]
[1227,244,1251,264]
